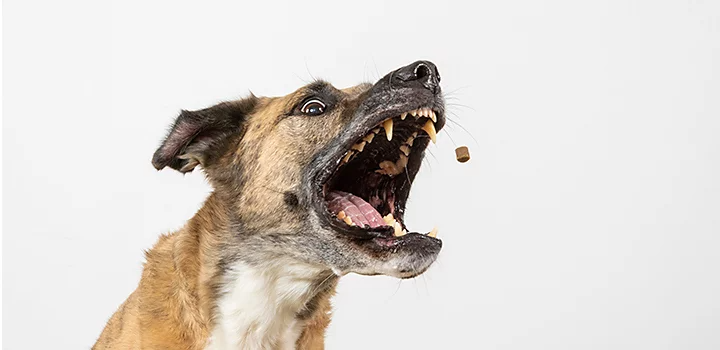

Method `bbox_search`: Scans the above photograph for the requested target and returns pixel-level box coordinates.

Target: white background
[4,0,720,349]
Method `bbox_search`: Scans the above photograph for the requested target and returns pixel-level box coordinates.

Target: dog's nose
[393,60,441,94]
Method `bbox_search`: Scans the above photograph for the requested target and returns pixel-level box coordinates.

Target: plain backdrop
[3,0,720,349]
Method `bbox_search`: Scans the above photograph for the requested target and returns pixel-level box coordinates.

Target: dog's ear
[151,97,257,173]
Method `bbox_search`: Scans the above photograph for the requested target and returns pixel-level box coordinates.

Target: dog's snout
[393,60,441,94]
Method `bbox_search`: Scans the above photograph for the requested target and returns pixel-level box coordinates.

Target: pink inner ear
[160,121,202,161]
[153,97,258,171]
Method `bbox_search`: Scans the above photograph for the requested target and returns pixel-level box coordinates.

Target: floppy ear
[151,97,257,173]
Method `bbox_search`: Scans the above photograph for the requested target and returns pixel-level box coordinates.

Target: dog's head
[153,61,445,278]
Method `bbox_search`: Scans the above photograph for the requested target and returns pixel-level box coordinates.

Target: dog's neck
[185,193,337,349]
[206,260,336,349]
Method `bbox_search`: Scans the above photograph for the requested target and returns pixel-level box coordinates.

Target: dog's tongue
[326,191,385,228]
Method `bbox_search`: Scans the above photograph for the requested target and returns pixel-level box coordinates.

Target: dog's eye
[300,99,326,116]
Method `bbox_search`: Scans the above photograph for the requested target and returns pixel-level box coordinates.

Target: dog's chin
[312,225,442,279]
[352,233,442,279]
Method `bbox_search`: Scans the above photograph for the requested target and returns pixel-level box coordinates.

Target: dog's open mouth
[322,107,441,244]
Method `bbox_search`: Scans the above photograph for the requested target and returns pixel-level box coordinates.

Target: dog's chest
[205,261,326,350]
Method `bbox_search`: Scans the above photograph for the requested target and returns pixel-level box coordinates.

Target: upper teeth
[422,120,437,144]
[333,109,441,239]
[351,142,366,152]
[399,144,410,156]
[407,132,417,146]
[406,107,437,123]
[383,119,394,141]
[378,108,438,145]
[375,134,416,176]
[340,108,439,168]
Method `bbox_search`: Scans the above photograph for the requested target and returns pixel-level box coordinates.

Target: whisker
[444,116,480,147]
[260,184,286,195]
[421,157,434,172]
[443,85,472,96]
[388,279,403,301]
[372,57,381,81]
[293,72,311,84]
[363,61,369,83]
[411,262,420,296]
[304,59,317,82]
[443,128,459,148]
[445,102,477,112]
[425,147,440,166]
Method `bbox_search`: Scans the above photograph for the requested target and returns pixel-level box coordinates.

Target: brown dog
[93,61,445,349]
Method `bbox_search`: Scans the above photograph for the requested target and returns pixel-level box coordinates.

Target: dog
[93,60,445,349]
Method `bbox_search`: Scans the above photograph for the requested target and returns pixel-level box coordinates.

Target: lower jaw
[349,231,443,279]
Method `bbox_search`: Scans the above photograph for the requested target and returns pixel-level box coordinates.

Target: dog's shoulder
[93,291,141,349]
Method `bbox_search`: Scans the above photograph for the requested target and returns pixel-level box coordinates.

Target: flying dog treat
[455,146,470,163]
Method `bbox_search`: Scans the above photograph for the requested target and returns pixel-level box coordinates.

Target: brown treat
[455,146,470,163]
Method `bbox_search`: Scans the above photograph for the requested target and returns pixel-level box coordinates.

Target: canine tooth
[363,133,375,143]
[342,152,354,163]
[352,142,366,152]
[337,210,346,219]
[343,216,353,226]
[396,154,408,169]
[422,120,437,144]
[429,110,437,123]
[383,119,394,141]
[428,227,438,238]
[400,112,407,120]
[393,222,405,236]
[400,144,410,156]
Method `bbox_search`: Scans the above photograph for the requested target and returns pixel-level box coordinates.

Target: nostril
[414,63,431,80]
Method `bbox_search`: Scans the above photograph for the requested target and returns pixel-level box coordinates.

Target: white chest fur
[205,261,328,350]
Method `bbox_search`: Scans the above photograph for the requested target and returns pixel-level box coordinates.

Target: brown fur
[94,87,364,349]
[95,61,445,349]
[94,194,336,349]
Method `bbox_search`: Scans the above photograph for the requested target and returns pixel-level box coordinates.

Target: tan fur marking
[95,63,443,349]
[94,83,368,349]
